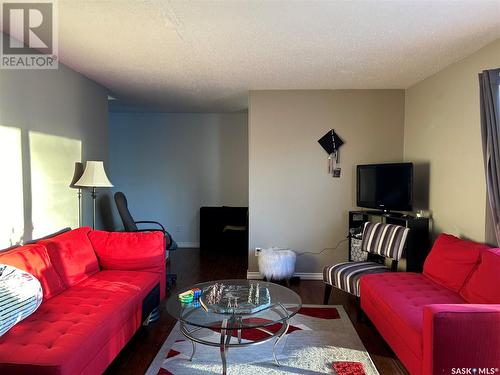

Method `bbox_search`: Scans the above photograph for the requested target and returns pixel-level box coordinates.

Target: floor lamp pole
[91,187,97,230]
[77,189,82,227]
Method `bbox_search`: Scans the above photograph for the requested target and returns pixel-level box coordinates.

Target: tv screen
[357,163,413,211]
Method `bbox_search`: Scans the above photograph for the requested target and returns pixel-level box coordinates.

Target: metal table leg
[178,304,293,374]
[189,340,196,361]
[273,320,289,366]
[236,316,242,344]
[220,319,231,375]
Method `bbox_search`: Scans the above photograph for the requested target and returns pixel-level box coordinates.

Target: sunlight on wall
[30,132,82,238]
[0,125,24,248]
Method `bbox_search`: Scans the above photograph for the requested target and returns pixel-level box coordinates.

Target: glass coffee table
[166,279,302,375]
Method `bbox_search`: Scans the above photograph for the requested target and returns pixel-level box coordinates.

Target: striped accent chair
[323,222,409,304]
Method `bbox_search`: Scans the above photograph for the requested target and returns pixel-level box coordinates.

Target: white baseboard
[246,271,323,280]
[294,272,324,280]
[246,272,263,279]
[177,242,200,248]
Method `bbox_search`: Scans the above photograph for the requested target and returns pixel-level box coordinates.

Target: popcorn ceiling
[56,0,500,112]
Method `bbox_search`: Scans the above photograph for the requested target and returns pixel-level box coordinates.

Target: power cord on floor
[295,237,349,256]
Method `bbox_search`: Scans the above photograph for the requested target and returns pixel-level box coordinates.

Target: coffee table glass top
[167,279,302,330]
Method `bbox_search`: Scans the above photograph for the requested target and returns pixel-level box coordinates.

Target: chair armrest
[423,304,500,375]
[136,228,166,234]
[135,220,166,231]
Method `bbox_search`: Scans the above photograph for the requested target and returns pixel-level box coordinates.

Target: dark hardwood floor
[105,248,409,375]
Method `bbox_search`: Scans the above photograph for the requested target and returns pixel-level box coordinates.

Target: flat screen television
[356,163,413,212]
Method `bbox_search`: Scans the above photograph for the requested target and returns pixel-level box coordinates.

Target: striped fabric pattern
[323,261,388,297]
[0,264,43,337]
[360,222,409,261]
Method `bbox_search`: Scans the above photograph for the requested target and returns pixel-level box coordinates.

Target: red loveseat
[0,227,166,375]
[361,233,500,375]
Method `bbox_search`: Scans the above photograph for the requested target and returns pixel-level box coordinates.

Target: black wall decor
[318,129,344,178]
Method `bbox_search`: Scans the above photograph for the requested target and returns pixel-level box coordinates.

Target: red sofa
[361,233,500,375]
[0,227,166,375]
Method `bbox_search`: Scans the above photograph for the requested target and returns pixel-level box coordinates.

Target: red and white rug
[146,305,379,375]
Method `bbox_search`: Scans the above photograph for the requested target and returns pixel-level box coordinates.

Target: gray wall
[109,112,248,246]
[0,54,109,246]
[248,90,405,274]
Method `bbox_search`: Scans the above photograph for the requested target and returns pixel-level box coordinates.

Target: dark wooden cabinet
[200,206,248,255]
[348,210,430,272]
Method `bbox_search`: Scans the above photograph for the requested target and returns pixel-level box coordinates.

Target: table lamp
[75,161,113,229]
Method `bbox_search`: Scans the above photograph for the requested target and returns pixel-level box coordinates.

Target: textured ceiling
[53,1,500,112]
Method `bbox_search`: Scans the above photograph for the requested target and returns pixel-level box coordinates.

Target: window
[29,132,81,238]
[0,125,23,248]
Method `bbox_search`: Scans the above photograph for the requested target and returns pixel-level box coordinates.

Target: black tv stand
[384,211,406,217]
[365,210,407,218]
[348,210,430,272]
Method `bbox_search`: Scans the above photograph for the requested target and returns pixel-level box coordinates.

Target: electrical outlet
[175,225,181,233]
[255,247,262,256]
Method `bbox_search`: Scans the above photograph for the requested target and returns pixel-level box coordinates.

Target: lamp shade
[69,162,84,189]
[75,161,113,188]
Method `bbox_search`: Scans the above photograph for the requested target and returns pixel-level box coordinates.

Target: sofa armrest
[423,304,500,375]
[88,230,166,299]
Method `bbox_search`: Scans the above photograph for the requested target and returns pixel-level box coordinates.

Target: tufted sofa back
[460,247,500,303]
[423,233,491,292]
[0,227,101,301]
[0,243,65,301]
[38,227,100,288]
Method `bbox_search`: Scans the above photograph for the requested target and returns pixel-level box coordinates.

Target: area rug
[146,305,379,375]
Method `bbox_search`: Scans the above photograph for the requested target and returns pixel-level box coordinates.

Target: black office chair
[114,192,177,288]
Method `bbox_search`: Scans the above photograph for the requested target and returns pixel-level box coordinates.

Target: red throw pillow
[39,227,99,288]
[423,234,489,292]
[88,230,165,273]
[0,244,65,300]
[460,248,500,303]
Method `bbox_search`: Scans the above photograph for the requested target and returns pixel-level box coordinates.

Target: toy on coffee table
[178,288,202,305]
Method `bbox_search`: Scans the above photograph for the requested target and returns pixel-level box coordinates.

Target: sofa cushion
[0,244,65,301]
[88,230,166,298]
[88,230,165,271]
[423,233,489,292]
[0,270,159,375]
[360,272,466,363]
[460,248,500,303]
[39,227,99,288]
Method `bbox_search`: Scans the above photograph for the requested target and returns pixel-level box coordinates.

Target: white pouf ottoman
[258,247,296,282]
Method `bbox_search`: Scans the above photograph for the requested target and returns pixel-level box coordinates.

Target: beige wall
[249,90,405,273]
[404,38,500,243]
